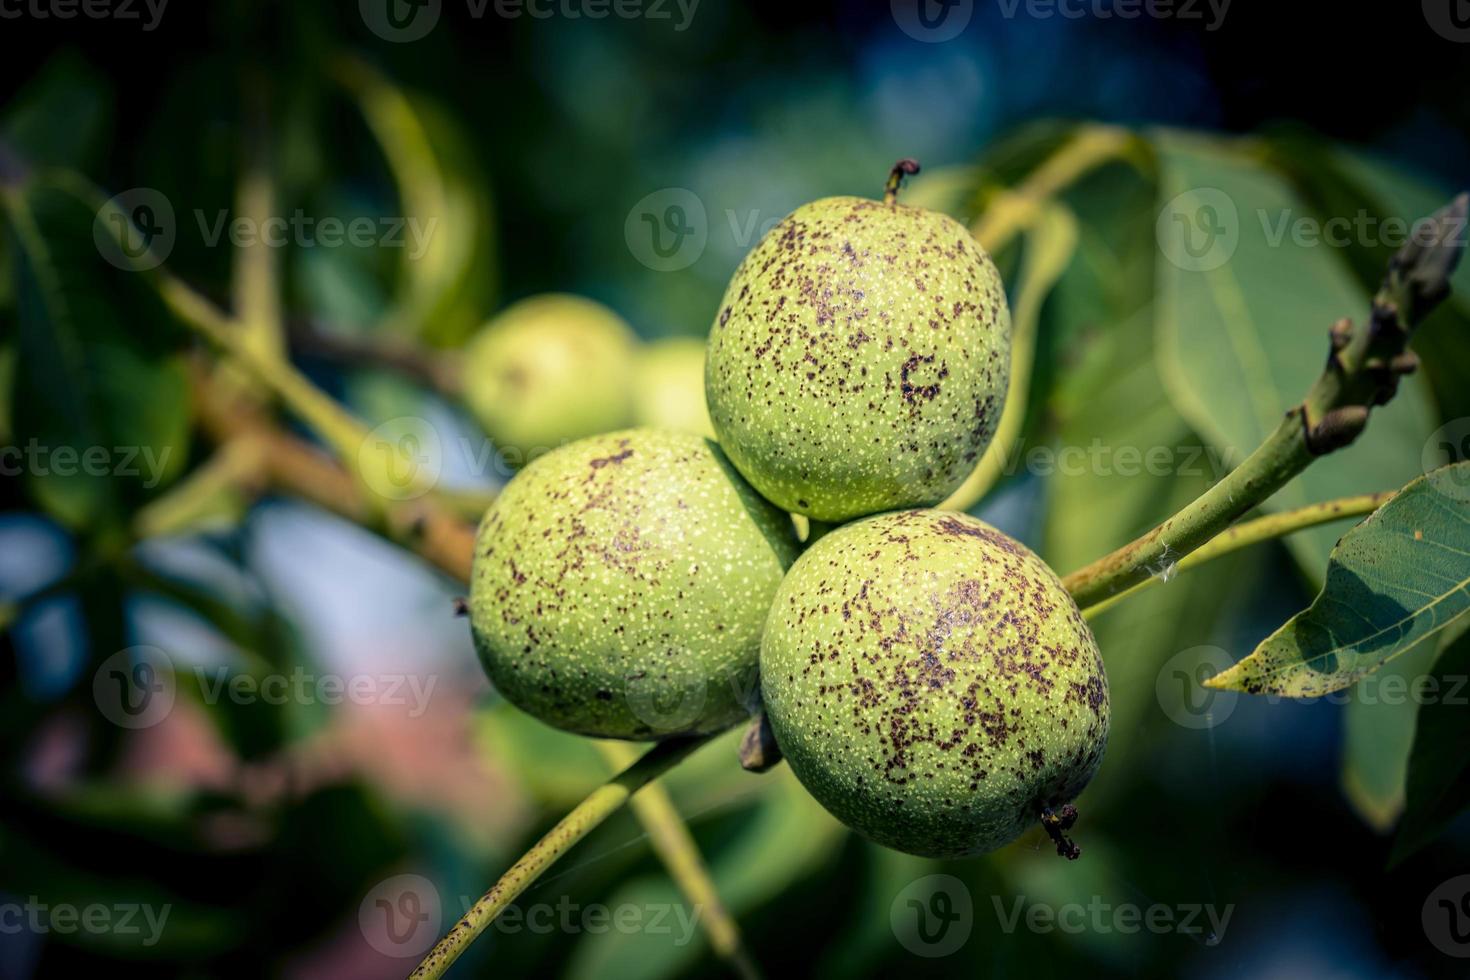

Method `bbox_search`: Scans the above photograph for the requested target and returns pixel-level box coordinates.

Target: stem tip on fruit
[884,158,921,205]
[738,711,783,773]
[1041,805,1082,860]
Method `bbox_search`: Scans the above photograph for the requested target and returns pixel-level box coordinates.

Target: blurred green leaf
[1003,839,1137,966]
[563,769,842,980]
[476,701,607,807]
[1152,132,1438,573]
[1305,146,1470,426]
[0,52,110,173]
[1340,637,1444,831]
[2,178,191,530]
[1043,159,1250,787]
[1256,133,1470,831]
[1207,464,1470,697]
[946,201,1077,509]
[0,341,14,445]
[0,786,243,958]
[900,165,982,219]
[128,561,314,760]
[332,58,497,348]
[1393,625,1470,863]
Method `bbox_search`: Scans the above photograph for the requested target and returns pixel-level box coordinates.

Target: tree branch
[1082,491,1395,618]
[288,316,462,396]
[596,741,760,980]
[410,736,715,980]
[192,370,477,582]
[1063,194,1467,609]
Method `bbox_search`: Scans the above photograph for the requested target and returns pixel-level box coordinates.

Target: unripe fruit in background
[469,428,798,739]
[632,337,714,438]
[760,509,1108,858]
[462,294,637,462]
[705,162,1011,523]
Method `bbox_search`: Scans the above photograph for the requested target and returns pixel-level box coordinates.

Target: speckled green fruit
[470,428,799,739]
[462,294,637,462]
[760,510,1108,858]
[705,196,1011,523]
[632,338,714,438]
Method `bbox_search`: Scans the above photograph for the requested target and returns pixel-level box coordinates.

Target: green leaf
[945,200,1077,509]
[333,58,497,348]
[899,164,982,220]
[1043,159,1254,783]
[1392,626,1470,862]
[0,341,13,445]
[1293,144,1470,425]
[563,770,842,980]
[0,52,110,172]
[1340,636,1445,831]
[2,178,191,529]
[1152,132,1439,574]
[1207,463,1470,697]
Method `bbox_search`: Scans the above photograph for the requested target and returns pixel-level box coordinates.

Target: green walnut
[469,428,798,739]
[704,165,1011,523]
[760,509,1109,858]
[462,294,637,463]
[632,337,714,439]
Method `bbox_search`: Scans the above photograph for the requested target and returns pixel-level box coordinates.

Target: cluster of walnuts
[466,175,1109,860]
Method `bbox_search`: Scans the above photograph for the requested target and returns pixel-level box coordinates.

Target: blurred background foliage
[1,1,1469,977]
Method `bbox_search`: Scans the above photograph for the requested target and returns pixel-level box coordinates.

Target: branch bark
[1081,491,1395,619]
[409,736,714,980]
[1063,194,1467,609]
